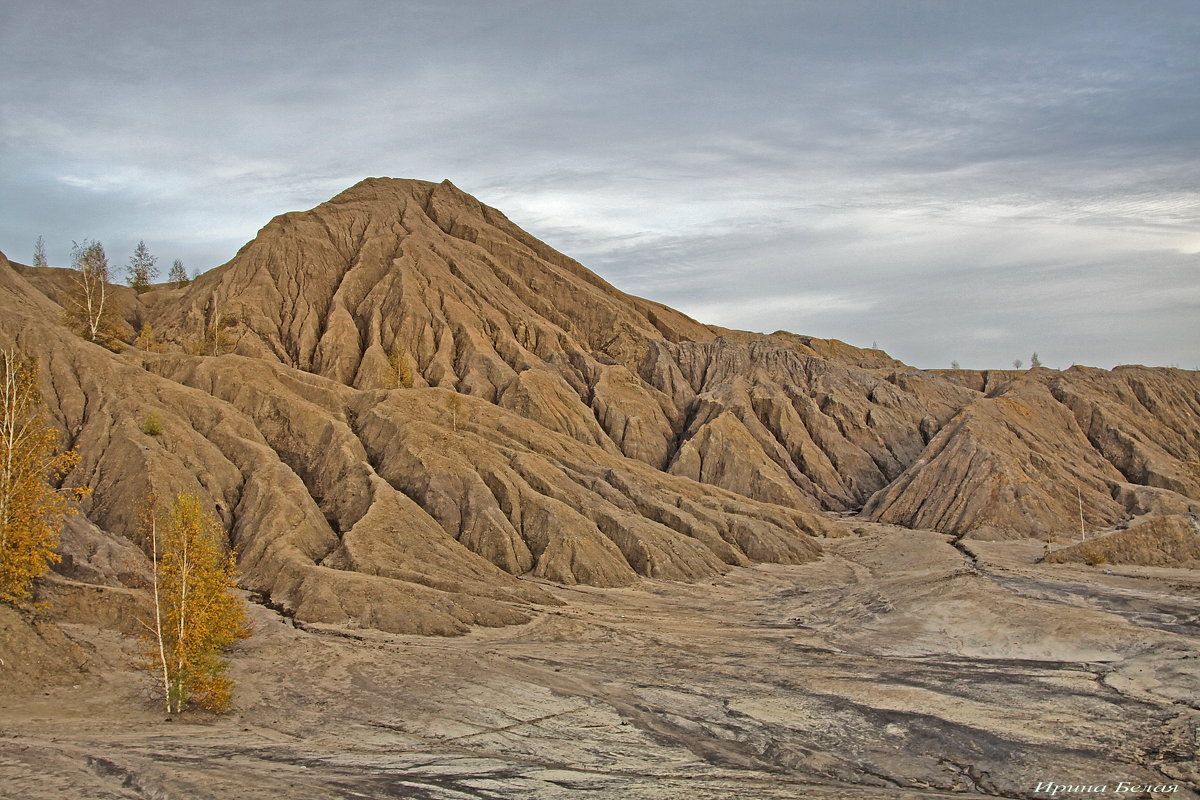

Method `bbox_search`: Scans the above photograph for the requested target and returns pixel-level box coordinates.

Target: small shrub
[141,411,164,436]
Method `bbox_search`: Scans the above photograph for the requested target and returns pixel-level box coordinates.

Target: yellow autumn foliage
[387,343,414,388]
[0,348,81,605]
[142,493,250,713]
[446,392,464,431]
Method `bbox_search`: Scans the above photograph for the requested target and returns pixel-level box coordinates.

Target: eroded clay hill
[1046,514,1200,568]
[3,177,1199,637]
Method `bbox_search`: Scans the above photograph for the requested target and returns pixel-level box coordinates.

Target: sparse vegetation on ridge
[126,240,158,294]
[32,236,47,268]
[168,258,189,288]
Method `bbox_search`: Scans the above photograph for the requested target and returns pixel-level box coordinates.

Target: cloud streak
[1,0,1197,369]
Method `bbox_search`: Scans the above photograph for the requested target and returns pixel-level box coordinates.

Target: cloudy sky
[2,1,1197,369]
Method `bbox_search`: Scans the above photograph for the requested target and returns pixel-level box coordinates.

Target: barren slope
[0,177,1197,650]
[1046,514,1200,567]
[142,177,1200,539]
[0,241,839,639]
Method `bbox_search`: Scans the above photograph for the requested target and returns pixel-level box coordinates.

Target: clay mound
[150,353,833,587]
[144,178,981,515]
[864,376,1129,537]
[652,337,976,511]
[866,369,1200,538]
[150,178,714,384]
[1045,515,1200,568]
[157,176,1195,541]
[1049,365,1200,499]
[0,247,833,636]
[0,253,552,635]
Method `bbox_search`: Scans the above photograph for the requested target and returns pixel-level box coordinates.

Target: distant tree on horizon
[1030,352,1042,368]
[1013,359,1023,370]
[127,240,159,293]
[32,236,47,268]
[167,258,189,289]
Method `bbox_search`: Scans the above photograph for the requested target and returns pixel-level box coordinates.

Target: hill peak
[319,176,476,211]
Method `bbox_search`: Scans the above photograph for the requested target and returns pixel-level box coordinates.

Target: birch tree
[33,236,48,268]
[387,343,413,388]
[167,259,189,289]
[65,240,127,350]
[126,240,158,293]
[446,392,464,432]
[142,493,249,712]
[0,348,81,604]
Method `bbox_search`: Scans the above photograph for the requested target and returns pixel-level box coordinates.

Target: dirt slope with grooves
[2,176,1199,648]
[0,253,549,636]
[135,179,989,515]
[866,368,1200,538]
[148,177,1198,538]
[1044,513,1200,567]
[0,242,838,639]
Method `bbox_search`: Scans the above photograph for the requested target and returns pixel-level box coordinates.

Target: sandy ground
[2,524,1197,799]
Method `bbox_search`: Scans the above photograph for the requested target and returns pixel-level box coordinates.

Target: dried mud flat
[2,525,1198,800]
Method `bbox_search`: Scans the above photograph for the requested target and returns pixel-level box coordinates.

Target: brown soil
[1047,515,1200,569]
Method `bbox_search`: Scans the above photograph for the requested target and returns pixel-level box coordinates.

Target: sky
[2,1,1197,370]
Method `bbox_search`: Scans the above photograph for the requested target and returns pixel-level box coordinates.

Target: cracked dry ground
[2,526,1197,800]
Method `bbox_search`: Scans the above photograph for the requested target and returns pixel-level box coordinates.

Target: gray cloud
[1,0,1197,369]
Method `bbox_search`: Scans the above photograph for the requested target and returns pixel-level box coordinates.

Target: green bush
[141,411,164,436]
